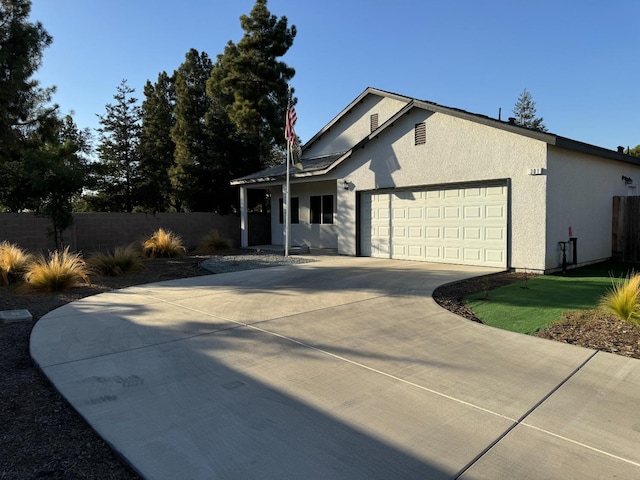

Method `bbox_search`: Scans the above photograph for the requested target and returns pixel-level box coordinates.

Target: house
[231,87,640,273]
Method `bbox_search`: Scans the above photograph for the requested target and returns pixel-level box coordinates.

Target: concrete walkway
[31,257,640,479]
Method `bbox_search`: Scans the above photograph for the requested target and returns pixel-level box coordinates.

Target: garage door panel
[444,227,460,239]
[362,184,507,267]
[444,206,461,219]
[485,227,504,241]
[464,248,482,262]
[463,227,482,240]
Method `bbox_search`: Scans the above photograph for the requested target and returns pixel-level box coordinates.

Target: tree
[0,0,57,211]
[208,0,296,168]
[94,79,142,212]
[139,71,176,212]
[626,145,640,158]
[512,88,547,132]
[26,115,91,248]
[170,49,214,211]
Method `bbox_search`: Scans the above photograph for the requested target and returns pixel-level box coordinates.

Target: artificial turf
[464,261,636,334]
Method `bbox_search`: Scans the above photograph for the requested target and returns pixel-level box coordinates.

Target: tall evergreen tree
[170,49,214,211]
[26,114,91,248]
[0,0,57,211]
[208,0,296,168]
[512,88,547,132]
[94,79,142,212]
[139,71,176,212]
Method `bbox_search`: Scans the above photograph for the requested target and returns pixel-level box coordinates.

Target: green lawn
[464,261,634,334]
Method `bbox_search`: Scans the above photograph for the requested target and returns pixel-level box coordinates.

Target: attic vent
[414,122,426,145]
[370,113,379,133]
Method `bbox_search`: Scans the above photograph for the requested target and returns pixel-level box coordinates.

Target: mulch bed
[2,262,640,478]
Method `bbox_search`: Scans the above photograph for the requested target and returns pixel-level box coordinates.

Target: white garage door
[361,184,507,268]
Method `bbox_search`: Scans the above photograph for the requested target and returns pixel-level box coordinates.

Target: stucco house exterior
[231,87,640,273]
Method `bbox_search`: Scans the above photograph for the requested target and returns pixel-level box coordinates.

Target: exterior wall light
[343,179,350,190]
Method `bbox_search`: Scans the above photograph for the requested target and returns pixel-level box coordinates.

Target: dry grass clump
[600,273,640,327]
[142,228,186,258]
[87,245,144,276]
[196,229,231,254]
[0,241,33,285]
[22,247,91,292]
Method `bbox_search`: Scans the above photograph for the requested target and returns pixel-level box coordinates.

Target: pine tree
[209,0,296,167]
[139,71,176,212]
[0,0,57,211]
[94,79,142,212]
[170,49,214,211]
[512,88,547,132]
[26,115,91,248]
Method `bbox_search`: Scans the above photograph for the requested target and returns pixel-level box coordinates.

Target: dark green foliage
[26,115,92,248]
[209,0,296,168]
[170,49,214,212]
[139,71,176,212]
[512,88,547,132]
[94,79,142,213]
[0,0,55,149]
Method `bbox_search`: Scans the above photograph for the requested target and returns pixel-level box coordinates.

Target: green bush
[87,245,144,276]
[0,241,32,286]
[142,228,186,258]
[600,274,640,327]
[196,230,232,254]
[23,247,90,292]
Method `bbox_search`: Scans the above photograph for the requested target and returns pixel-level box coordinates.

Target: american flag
[285,105,297,144]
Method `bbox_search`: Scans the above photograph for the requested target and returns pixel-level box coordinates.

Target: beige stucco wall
[332,109,549,271]
[545,146,640,270]
[303,94,410,158]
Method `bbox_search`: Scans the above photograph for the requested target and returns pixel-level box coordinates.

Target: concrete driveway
[31,257,640,479]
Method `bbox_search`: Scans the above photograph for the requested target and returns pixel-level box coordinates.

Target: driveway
[31,257,640,479]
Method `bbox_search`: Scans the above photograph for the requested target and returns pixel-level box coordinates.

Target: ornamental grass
[196,229,231,254]
[600,273,640,327]
[22,247,90,292]
[0,241,33,286]
[87,245,144,276]
[142,228,186,258]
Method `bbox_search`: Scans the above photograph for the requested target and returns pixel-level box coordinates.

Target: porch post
[239,186,248,248]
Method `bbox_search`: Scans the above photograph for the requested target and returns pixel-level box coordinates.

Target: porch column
[239,186,248,248]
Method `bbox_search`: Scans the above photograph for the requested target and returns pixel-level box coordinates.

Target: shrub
[87,245,144,276]
[23,247,91,292]
[142,228,186,258]
[600,273,640,327]
[196,229,232,254]
[0,241,33,285]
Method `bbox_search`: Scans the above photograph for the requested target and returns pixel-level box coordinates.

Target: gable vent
[370,113,379,133]
[414,122,426,145]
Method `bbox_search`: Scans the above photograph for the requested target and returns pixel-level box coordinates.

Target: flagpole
[284,86,291,257]
[285,133,290,257]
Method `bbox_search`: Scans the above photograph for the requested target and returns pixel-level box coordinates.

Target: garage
[360,183,508,268]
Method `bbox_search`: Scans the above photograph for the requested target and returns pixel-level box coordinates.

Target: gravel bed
[200,253,314,274]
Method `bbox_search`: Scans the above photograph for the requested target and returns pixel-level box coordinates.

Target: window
[278,197,299,224]
[415,122,426,145]
[310,195,334,224]
[370,113,379,133]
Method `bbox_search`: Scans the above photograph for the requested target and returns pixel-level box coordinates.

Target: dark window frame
[278,196,299,224]
[310,194,334,224]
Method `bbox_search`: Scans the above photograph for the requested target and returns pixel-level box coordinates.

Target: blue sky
[30,0,640,151]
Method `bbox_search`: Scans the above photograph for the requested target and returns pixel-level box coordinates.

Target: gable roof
[231,87,640,186]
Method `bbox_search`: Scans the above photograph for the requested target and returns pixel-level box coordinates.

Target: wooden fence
[612,196,640,261]
[0,212,270,253]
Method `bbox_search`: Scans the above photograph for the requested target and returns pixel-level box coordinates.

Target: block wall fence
[0,212,270,253]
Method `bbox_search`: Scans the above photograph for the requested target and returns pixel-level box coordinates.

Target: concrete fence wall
[0,212,270,253]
